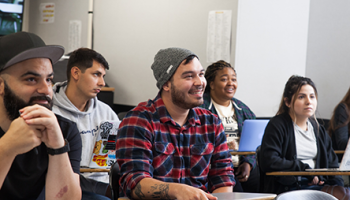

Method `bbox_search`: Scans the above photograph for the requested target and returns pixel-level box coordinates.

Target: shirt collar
[153,91,201,127]
[208,97,242,111]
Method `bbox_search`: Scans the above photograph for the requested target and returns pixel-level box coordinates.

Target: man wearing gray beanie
[115,47,235,200]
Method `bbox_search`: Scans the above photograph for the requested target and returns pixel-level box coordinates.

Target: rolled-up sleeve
[116,112,154,198]
[116,100,236,197]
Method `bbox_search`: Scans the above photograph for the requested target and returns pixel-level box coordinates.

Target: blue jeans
[289,177,324,191]
[82,191,111,200]
[36,188,45,200]
[80,175,109,196]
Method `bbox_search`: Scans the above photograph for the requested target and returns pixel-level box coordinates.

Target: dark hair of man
[204,60,236,93]
[276,75,318,116]
[66,48,109,82]
[328,87,350,136]
[183,54,197,65]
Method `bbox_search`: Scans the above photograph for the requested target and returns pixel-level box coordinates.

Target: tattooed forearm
[150,184,171,199]
[56,185,68,198]
[134,183,146,199]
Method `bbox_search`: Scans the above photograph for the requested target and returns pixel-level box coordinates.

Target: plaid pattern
[116,92,235,198]
[200,93,257,168]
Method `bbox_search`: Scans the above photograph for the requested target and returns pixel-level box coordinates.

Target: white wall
[22,0,30,31]
[26,0,90,54]
[306,0,350,119]
[93,0,239,106]
[234,0,310,117]
[22,0,350,118]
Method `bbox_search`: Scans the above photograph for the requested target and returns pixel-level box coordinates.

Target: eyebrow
[93,69,106,75]
[93,71,103,75]
[21,71,54,78]
[298,92,315,96]
[220,74,236,78]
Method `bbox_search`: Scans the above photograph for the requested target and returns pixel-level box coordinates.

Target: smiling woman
[199,60,258,193]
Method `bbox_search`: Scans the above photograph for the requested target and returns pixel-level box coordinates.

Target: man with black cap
[115,47,235,200]
[0,32,82,199]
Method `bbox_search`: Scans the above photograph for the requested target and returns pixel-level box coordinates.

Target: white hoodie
[52,81,120,167]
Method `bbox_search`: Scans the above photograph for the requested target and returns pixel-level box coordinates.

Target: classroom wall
[233,0,310,117]
[306,0,350,119]
[25,0,90,53]
[22,0,350,118]
[22,0,29,31]
[94,0,312,118]
[93,0,240,108]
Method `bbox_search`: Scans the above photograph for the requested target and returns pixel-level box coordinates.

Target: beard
[3,81,53,121]
[170,81,204,110]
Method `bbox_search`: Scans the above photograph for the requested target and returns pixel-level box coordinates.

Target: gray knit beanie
[151,47,197,89]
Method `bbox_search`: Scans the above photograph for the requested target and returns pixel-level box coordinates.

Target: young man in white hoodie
[52,48,119,200]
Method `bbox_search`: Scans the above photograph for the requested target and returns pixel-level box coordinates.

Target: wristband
[47,139,70,155]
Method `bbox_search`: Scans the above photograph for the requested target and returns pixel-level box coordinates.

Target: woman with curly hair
[200,60,258,192]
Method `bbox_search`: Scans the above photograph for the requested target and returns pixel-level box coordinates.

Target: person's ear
[210,81,214,91]
[0,76,5,96]
[71,66,80,81]
[284,97,291,108]
[162,81,171,92]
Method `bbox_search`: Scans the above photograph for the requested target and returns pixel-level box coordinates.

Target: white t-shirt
[294,120,317,169]
[212,99,240,166]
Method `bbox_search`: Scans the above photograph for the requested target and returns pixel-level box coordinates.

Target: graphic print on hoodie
[52,81,120,167]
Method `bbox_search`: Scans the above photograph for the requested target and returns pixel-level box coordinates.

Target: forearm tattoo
[134,183,146,199]
[149,184,171,199]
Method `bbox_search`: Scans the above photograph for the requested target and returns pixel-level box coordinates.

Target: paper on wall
[207,10,232,63]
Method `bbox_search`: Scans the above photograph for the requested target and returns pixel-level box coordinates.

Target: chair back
[256,145,261,166]
[275,190,338,200]
[109,162,121,200]
[317,118,330,130]
[256,145,265,192]
[117,111,128,120]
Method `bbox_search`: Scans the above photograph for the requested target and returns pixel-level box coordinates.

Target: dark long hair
[277,75,318,118]
[204,60,236,93]
[328,87,350,136]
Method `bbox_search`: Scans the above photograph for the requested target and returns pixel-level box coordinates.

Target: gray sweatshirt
[52,81,120,167]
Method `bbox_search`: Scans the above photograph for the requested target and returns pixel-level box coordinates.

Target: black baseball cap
[0,31,64,71]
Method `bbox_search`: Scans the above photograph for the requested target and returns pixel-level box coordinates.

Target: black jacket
[331,103,350,155]
[259,113,343,194]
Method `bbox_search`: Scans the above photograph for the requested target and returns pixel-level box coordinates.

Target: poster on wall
[68,20,82,53]
[207,10,232,63]
[39,3,55,23]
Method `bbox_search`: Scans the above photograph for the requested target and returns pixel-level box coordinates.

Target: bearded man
[115,48,235,200]
[0,32,82,200]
